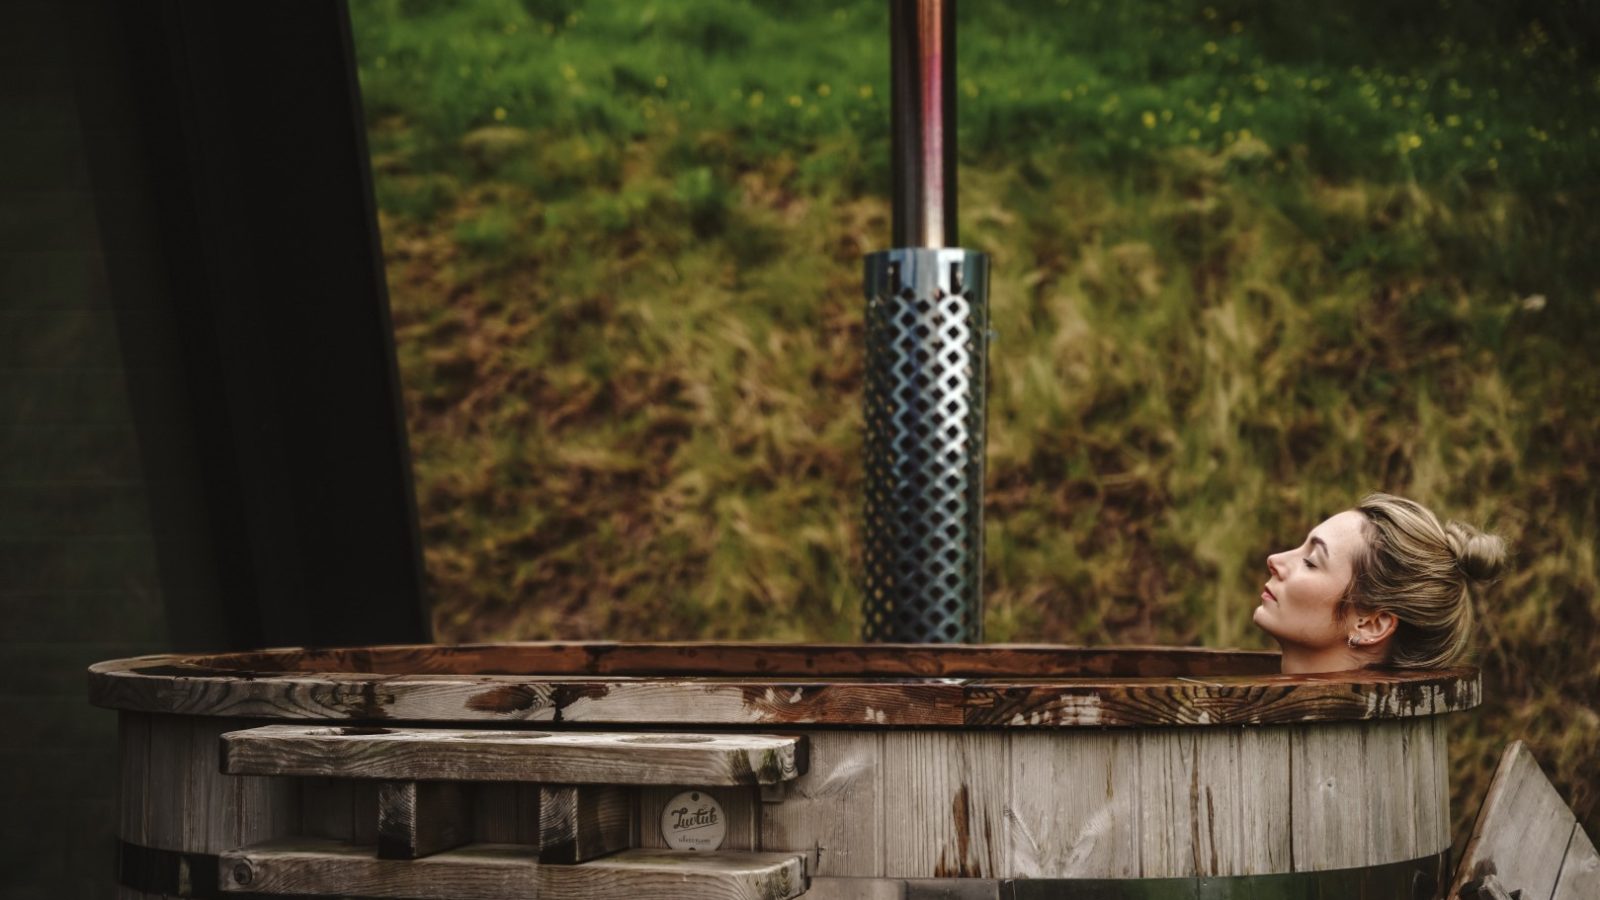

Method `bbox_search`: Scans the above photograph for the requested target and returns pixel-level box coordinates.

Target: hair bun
[1444,520,1507,582]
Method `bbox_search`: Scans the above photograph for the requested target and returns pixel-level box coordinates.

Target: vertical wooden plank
[233,769,299,847]
[118,712,150,846]
[1136,727,1196,876]
[1005,730,1137,877]
[1289,721,1368,871]
[1363,719,1415,865]
[1408,716,1446,856]
[468,782,542,845]
[193,716,260,854]
[378,781,471,859]
[639,785,759,851]
[1433,714,1450,847]
[537,785,632,863]
[145,714,193,851]
[1551,822,1600,900]
[351,779,380,845]
[762,730,883,877]
[1234,725,1292,875]
[880,731,1007,879]
[1451,741,1581,900]
[300,776,354,841]
[1189,728,1241,876]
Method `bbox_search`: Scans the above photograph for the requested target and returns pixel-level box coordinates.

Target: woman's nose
[1266,552,1284,580]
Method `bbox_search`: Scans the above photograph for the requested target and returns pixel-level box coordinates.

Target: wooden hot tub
[90,642,1478,898]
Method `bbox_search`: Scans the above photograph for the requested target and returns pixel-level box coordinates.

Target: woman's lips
[1261,586,1277,603]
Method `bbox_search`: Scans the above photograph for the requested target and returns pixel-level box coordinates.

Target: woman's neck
[1278,643,1370,674]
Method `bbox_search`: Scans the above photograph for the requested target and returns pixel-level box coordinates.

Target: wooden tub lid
[87,641,1479,727]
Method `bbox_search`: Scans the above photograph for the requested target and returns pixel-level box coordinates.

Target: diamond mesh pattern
[862,248,989,643]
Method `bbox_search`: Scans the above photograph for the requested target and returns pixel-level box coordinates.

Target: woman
[1253,492,1506,674]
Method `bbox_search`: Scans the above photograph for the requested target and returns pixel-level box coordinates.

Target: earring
[1347,635,1362,648]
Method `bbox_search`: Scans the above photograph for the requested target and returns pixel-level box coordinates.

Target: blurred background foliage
[349,0,1600,841]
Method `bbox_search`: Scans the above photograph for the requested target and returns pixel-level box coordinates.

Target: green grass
[352,0,1600,844]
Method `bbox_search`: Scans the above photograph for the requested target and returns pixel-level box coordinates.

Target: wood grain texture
[1363,719,1416,864]
[537,785,631,864]
[804,878,905,900]
[641,786,759,851]
[1232,725,1293,875]
[1551,821,1600,900]
[1136,728,1197,876]
[538,848,808,900]
[470,782,539,844]
[117,712,149,846]
[1407,715,1447,857]
[1005,730,1138,877]
[132,641,1283,678]
[145,714,192,852]
[220,837,538,898]
[880,731,1007,878]
[219,838,806,900]
[222,724,805,785]
[87,646,1481,728]
[540,845,806,896]
[299,776,355,842]
[353,778,381,845]
[1289,721,1368,871]
[1451,740,1582,900]
[762,731,882,876]
[378,781,471,859]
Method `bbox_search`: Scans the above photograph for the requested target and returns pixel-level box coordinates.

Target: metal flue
[862,0,989,643]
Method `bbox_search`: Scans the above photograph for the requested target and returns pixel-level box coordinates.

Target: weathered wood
[881,731,1007,878]
[1289,721,1368,871]
[145,714,192,852]
[1458,874,1517,900]
[804,878,905,900]
[352,778,381,845]
[1364,718,1416,865]
[299,776,355,842]
[378,781,471,859]
[220,837,536,898]
[537,785,631,864]
[88,647,1481,728]
[1551,821,1600,900]
[219,838,807,900]
[641,786,759,851]
[762,731,883,876]
[222,724,806,784]
[539,848,808,900]
[117,712,149,846]
[470,782,539,844]
[1137,728,1197,876]
[137,641,1284,678]
[1006,730,1138,877]
[1232,725,1293,875]
[1451,740,1584,900]
[1408,715,1447,857]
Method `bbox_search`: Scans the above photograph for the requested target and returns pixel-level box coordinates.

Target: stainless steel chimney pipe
[862,0,989,644]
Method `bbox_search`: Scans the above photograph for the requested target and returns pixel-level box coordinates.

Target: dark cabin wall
[0,3,178,896]
[0,1,429,896]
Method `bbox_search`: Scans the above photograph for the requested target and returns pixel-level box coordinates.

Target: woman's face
[1253,509,1368,650]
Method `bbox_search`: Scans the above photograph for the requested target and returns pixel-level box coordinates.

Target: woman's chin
[1251,604,1274,633]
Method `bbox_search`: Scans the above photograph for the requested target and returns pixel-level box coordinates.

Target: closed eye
[1304,558,1318,570]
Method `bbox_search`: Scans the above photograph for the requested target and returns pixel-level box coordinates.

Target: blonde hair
[1340,492,1507,669]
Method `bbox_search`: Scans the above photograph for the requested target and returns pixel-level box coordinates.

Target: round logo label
[660,790,726,851]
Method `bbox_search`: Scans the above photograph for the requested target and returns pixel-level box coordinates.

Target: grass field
[349,0,1600,843]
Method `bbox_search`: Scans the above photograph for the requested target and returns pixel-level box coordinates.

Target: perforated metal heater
[862,0,989,643]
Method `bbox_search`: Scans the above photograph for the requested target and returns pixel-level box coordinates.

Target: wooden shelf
[220,838,808,900]
[222,725,807,785]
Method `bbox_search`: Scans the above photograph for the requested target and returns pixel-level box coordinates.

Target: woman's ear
[1351,609,1398,646]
